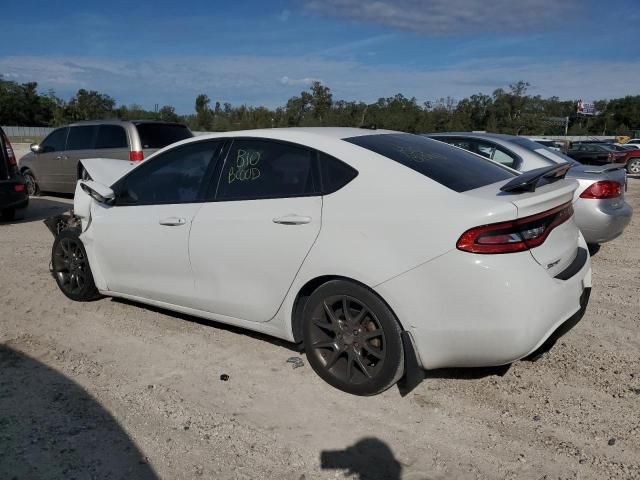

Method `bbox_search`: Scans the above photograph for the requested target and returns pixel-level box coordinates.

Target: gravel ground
[1,179,638,480]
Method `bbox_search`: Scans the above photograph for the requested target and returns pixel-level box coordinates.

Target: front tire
[302,280,404,396]
[51,229,101,302]
[22,169,40,196]
[627,158,640,175]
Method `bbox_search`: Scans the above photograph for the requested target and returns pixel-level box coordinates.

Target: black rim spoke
[309,294,386,385]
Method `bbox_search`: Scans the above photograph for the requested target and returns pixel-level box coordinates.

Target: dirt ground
[1,179,639,480]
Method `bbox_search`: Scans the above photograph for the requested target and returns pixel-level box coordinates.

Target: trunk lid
[466,176,580,277]
[507,180,579,276]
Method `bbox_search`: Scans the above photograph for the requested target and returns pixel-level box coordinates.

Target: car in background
[609,145,640,174]
[51,128,591,395]
[427,133,632,245]
[625,138,640,146]
[19,120,193,195]
[566,143,627,166]
[529,138,561,152]
[0,127,28,220]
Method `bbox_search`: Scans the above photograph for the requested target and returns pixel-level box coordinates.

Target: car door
[63,125,99,193]
[33,127,69,192]
[89,140,222,305]
[189,138,322,322]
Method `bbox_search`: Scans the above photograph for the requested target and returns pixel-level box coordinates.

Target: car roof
[191,127,398,142]
[67,120,187,127]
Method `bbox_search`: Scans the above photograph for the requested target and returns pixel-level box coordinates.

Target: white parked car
[52,128,592,395]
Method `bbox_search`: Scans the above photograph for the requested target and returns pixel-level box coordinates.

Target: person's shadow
[321,437,402,480]
[0,345,159,479]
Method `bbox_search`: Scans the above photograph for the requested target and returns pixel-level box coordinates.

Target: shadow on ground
[0,196,71,226]
[0,344,158,479]
[321,437,403,480]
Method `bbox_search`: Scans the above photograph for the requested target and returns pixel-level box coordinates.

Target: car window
[320,152,358,194]
[40,128,69,153]
[216,139,319,200]
[346,134,515,192]
[117,140,220,205]
[66,126,98,151]
[96,125,128,149]
[435,137,516,168]
[135,123,193,149]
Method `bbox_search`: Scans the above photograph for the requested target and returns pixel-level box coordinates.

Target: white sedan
[52,128,592,395]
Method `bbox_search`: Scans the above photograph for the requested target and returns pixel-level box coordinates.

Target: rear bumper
[574,198,632,244]
[375,235,592,370]
[0,181,29,210]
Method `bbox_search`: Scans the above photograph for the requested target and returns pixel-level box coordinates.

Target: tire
[51,229,101,302]
[302,280,404,396]
[1,208,16,220]
[22,169,40,196]
[627,158,640,175]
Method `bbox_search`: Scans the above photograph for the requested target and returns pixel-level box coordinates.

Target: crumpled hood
[81,158,138,187]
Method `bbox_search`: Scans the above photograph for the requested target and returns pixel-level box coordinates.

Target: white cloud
[1,54,637,113]
[303,0,575,35]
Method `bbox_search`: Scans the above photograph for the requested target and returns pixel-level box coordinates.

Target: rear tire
[22,169,40,196]
[51,229,101,302]
[302,280,404,396]
[627,158,640,175]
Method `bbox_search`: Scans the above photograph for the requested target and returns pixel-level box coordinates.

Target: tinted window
[40,128,68,153]
[321,153,358,194]
[66,126,98,151]
[135,123,193,149]
[510,137,576,165]
[117,141,220,205]
[96,125,128,149]
[216,139,318,200]
[346,134,514,192]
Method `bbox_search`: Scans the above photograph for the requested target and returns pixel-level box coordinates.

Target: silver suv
[19,120,193,195]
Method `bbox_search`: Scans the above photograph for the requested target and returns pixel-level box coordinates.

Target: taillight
[14,184,25,192]
[579,181,621,199]
[457,202,574,254]
[129,150,144,161]
[3,133,17,167]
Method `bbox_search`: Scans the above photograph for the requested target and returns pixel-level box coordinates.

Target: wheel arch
[290,275,407,343]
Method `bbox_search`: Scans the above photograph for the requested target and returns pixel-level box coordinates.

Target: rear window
[511,137,576,165]
[344,133,515,192]
[0,132,8,178]
[135,123,193,149]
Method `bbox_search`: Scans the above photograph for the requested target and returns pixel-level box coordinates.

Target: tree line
[1,75,638,136]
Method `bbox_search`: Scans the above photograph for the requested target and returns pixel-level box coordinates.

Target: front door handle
[55,155,69,160]
[159,217,187,226]
[273,214,312,225]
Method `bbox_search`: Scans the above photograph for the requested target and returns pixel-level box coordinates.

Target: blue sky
[1,0,639,113]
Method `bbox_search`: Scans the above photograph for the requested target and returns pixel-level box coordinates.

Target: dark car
[566,143,627,166]
[0,127,29,220]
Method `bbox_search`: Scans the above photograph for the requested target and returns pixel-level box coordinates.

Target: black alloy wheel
[51,230,100,301]
[303,280,404,395]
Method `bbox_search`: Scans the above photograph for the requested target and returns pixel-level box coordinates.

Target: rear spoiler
[583,163,626,174]
[500,164,571,193]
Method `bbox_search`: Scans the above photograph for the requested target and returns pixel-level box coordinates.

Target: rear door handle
[55,155,69,160]
[273,214,312,225]
[159,217,187,226]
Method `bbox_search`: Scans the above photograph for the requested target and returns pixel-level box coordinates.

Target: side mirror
[30,143,42,154]
[79,180,115,205]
